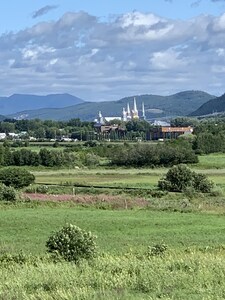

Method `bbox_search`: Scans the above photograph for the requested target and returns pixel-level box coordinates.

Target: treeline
[0,118,94,140]
[109,142,198,167]
[0,118,153,141]
[0,147,77,167]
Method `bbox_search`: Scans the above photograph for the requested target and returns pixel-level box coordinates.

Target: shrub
[158,164,193,192]
[84,153,100,167]
[192,173,214,193]
[35,185,49,194]
[0,167,35,188]
[158,164,214,193]
[0,183,17,202]
[46,224,97,263]
[147,243,168,257]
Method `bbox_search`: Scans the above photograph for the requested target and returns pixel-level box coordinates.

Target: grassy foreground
[1,249,225,300]
[2,152,225,299]
[0,204,225,299]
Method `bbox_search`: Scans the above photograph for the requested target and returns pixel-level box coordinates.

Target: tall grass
[1,249,225,299]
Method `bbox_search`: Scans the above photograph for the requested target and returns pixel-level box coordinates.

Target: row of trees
[110,142,198,167]
[0,147,85,167]
[0,118,153,141]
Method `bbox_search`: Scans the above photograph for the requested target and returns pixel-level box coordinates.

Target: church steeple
[132,97,139,119]
[122,107,127,122]
[127,103,131,120]
[98,111,104,124]
[142,102,146,120]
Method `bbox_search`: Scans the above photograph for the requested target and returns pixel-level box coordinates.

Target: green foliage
[0,183,17,202]
[2,250,225,299]
[159,164,193,192]
[171,117,199,127]
[83,153,100,167]
[35,185,49,194]
[110,142,198,167]
[0,167,35,188]
[147,243,168,257]
[192,173,214,193]
[158,164,214,193]
[193,132,225,154]
[46,224,97,263]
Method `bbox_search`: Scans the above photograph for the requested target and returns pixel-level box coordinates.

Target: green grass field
[1,203,225,299]
[2,152,225,299]
[0,204,225,255]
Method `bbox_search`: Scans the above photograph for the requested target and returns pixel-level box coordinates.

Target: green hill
[9,91,215,121]
[189,93,225,116]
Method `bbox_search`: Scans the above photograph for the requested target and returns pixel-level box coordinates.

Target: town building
[149,126,193,140]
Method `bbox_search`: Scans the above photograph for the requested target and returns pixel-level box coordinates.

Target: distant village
[0,97,193,142]
[94,97,193,141]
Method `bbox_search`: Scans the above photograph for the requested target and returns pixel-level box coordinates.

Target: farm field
[1,204,225,299]
[1,152,225,299]
[2,205,225,255]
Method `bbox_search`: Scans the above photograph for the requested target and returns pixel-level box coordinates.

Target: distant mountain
[0,93,84,115]
[189,93,225,116]
[8,90,215,121]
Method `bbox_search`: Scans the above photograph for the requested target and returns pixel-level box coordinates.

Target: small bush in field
[0,184,17,202]
[46,224,97,263]
[158,164,213,193]
[147,243,168,257]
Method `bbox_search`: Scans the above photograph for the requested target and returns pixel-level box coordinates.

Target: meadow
[1,152,225,299]
[32,152,225,188]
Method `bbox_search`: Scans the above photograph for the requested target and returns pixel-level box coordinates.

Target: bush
[147,243,168,257]
[158,164,214,193]
[0,167,35,188]
[46,224,97,263]
[192,173,214,193]
[158,164,193,192]
[0,183,17,202]
[84,153,100,167]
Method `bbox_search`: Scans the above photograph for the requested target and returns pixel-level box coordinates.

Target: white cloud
[0,11,224,99]
[150,49,187,70]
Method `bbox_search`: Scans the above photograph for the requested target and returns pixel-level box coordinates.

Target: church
[95,97,146,125]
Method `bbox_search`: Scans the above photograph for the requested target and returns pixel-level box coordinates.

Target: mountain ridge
[7,90,215,121]
[0,93,85,115]
[189,93,225,116]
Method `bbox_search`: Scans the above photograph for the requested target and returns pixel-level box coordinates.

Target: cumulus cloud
[32,5,58,19]
[0,11,224,99]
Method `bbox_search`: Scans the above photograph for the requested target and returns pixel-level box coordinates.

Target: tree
[0,167,35,188]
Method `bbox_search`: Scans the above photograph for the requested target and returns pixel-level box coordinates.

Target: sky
[0,0,225,101]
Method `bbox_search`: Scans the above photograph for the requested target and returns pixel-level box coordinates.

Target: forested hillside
[9,91,215,121]
[190,93,225,116]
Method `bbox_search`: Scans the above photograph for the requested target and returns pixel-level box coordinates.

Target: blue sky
[1,0,224,33]
[0,0,225,100]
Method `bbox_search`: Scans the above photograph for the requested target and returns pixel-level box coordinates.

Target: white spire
[132,97,139,119]
[122,107,127,121]
[98,111,104,124]
[133,97,137,112]
[127,103,131,120]
[142,102,146,120]
[127,103,130,114]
